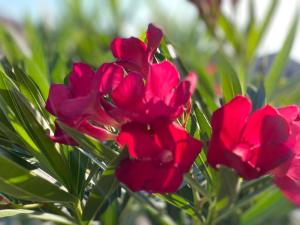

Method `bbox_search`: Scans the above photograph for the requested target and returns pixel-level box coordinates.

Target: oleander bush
[0,0,299,224]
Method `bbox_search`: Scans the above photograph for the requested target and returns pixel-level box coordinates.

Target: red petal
[153,121,202,172]
[146,23,163,61]
[117,122,161,159]
[146,97,174,120]
[146,61,180,100]
[278,105,300,122]
[242,105,290,145]
[96,63,124,94]
[69,63,95,97]
[210,96,251,149]
[275,175,300,205]
[248,142,292,175]
[110,37,148,75]
[146,164,183,193]
[169,72,197,108]
[58,94,96,120]
[116,159,155,192]
[116,159,183,193]
[111,72,145,109]
[45,84,71,116]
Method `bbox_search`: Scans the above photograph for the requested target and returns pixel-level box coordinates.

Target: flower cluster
[45,24,202,193]
[207,96,300,204]
[45,23,300,203]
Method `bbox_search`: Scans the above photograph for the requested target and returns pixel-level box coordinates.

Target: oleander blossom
[272,105,300,205]
[105,60,197,124]
[45,63,124,144]
[115,120,202,193]
[207,96,294,180]
[111,23,163,78]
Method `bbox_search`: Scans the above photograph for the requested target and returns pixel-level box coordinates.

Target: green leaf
[265,13,299,100]
[1,59,48,119]
[218,14,243,54]
[68,149,90,197]
[0,209,73,224]
[246,0,278,61]
[157,193,200,218]
[241,189,292,225]
[216,167,240,205]
[216,53,242,102]
[24,21,49,98]
[100,199,119,225]
[0,150,75,203]
[82,168,119,225]
[0,71,72,189]
[58,122,118,166]
[193,102,212,140]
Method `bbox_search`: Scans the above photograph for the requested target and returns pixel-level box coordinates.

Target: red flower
[45,63,123,144]
[111,24,163,78]
[115,120,202,193]
[106,61,197,123]
[207,96,294,180]
[273,105,300,205]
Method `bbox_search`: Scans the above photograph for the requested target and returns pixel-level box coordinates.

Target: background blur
[0,0,300,224]
[0,0,300,60]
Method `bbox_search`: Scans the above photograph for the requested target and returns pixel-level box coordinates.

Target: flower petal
[275,175,300,205]
[58,94,96,120]
[116,159,155,192]
[45,84,71,117]
[146,23,163,61]
[116,159,183,193]
[242,105,290,145]
[248,143,292,176]
[147,164,183,193]
[96,63,124,94]
[146,61,180,100]
[117,122,161,159]
[169,72,197,108]
[110,37,148,75]
[210,96,252,149]
[153,121,202,173]
[69,63,95,97]
[111,72,145,109]
[278,105,300,122]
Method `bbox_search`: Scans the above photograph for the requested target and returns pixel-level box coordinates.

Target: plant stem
[73,199,83,225]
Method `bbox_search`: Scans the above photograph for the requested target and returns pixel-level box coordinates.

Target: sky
[0,0,299,61]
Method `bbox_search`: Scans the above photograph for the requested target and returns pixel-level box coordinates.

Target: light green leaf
[0,209,73,224]
[58,122,118,166]
[0,150,75,203]
[246,0,278,61]
[241,189,292,225]
[265,13,299,100]
[216,53,242,102]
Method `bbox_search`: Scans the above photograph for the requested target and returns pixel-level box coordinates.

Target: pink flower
[106,60,197,123]
[111,24,163,78]
[207,96,294,180]
[115,120,202,193]
[273,105,300,205]
[45,63,124,144]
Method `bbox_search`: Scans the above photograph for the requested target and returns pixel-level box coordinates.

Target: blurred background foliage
[0,0,299,224]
